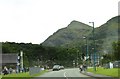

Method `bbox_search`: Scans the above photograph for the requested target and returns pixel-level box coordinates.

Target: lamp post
[89,22,96,72]
[83,36,88,66]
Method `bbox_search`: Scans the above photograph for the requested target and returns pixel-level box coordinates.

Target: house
[0,54,18,69]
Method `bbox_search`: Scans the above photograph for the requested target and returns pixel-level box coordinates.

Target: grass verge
[87,67,120,77]
[1,70,48,79]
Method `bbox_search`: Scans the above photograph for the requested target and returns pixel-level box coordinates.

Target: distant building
[0,54,18,69]
[2,54,18,64]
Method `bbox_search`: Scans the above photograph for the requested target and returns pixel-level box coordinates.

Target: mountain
[42,16,119,54]
[42,20,93,47]
[95,16,118,39]
[93,16,119,54]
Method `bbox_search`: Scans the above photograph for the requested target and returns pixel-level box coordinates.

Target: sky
[0,0,119,44]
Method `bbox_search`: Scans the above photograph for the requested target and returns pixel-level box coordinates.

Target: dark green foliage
[101,54,113,64]
[112,41,120,60]
[2,42,82,67]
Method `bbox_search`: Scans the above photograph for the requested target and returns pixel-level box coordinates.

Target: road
[33,68,97,79]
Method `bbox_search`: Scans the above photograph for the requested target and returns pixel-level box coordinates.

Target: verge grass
[1,70,48,79]
[87,67,119,77]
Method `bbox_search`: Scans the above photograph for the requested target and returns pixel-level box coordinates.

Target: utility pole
[76,50,79,67]
[89,22,96,72]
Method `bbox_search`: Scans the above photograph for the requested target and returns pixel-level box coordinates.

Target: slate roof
[0,54,18,64]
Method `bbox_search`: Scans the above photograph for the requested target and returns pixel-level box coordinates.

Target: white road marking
[64,72,68,79]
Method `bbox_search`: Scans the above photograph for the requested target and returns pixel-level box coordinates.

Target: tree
[112,41,120,60]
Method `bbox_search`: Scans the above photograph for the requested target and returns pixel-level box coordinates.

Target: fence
[29,67,43,75]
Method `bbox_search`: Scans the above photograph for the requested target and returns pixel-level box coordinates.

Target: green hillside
[42,20,93,47]
[93,16,119,54]
[42,16,119,54]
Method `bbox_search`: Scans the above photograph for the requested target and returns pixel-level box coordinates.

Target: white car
[52,65,60,71]
[59,66,64,69]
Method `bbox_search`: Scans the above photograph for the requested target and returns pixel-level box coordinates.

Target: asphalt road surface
[40,68,88,77]
[33,68,97,79]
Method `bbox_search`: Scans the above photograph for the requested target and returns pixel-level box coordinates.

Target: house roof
[0,54,18,64]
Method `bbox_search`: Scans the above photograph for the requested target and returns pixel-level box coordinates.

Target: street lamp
[83,36,88,66]
[89,22,96,72]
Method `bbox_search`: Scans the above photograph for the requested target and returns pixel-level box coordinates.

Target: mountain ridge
[42,20,93,47]
[42,16,119,54]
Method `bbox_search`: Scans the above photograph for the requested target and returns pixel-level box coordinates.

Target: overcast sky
[0,0,119,44]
